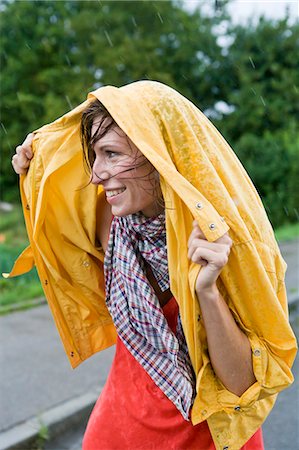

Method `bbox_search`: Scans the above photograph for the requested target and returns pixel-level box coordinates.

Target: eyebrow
[94,144,123,152]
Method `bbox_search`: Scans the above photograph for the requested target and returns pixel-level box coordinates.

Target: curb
[0,390,100,450]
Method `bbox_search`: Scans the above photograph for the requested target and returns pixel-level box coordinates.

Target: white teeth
[106,188,126,198]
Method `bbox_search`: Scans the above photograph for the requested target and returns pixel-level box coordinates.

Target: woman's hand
[187,220,233,293]
[11,133,34,175]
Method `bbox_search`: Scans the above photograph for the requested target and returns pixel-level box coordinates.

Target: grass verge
[274,222,299,242]
[0,204,44,313]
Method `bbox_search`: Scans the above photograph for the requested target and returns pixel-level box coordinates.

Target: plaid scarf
[104,210,195,420]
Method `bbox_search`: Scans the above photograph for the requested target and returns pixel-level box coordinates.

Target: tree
[0,0,228,201]
[213,15,299,228]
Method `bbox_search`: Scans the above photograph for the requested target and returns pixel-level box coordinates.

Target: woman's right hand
[11,133,34,175]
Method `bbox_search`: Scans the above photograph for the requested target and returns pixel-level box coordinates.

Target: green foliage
[0,0,298,228]
[213,16,299,228]
[0,0,227,200]
[233,123,299,228]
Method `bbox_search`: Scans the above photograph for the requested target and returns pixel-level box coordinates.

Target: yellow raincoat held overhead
[7,81,297,449]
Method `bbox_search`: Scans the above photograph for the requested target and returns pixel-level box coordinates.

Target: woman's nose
[91,169,111,185]
[91,159,111,185]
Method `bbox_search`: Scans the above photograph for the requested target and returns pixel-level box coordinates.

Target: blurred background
[0,1,298,449]
[0,0,298,309]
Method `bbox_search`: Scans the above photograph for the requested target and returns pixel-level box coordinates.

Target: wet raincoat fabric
[7,81,297,450]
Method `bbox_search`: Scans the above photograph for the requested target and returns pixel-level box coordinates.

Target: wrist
[196,283,219,300]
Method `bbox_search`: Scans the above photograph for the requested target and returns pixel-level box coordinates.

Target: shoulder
[96,192,113,252]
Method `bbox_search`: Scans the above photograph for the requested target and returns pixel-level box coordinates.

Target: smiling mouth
[106,188,126,198]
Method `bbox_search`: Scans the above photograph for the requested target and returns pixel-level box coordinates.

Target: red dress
[83,296,264,450]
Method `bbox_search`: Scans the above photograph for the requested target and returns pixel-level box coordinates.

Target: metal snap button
[209,223,217,230]
[234,405,241,411]
[253,349,261,357]
[82,260,90,268]
[196,202,203,209]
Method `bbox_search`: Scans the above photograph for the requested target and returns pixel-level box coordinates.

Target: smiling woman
[10,80,296,450]
[81,99,164,218]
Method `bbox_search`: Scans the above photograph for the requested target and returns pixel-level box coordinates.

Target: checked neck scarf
[104,210,195,420]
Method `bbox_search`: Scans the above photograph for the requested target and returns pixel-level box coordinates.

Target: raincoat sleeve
[245,281,295,402]
[203,240,297,412]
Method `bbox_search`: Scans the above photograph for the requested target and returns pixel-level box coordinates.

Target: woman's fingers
[11,133,34,174]
[22,133,34,158]
[188,220,233,266]
[188,236,219,258]
[189,243,229,267]
[189,221,233,291]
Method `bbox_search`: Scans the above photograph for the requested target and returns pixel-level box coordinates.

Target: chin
[111,206,138,217]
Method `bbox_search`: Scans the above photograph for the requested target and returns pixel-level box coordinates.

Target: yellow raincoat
[7,81,297,449]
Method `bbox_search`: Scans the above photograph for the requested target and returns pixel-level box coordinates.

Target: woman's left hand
[187,220,233,293]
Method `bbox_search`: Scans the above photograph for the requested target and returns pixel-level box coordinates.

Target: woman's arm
[188,220,256,396]
[196,284,256,397]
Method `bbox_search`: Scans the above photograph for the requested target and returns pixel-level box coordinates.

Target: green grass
[0,203,298,314]
[274,222,299,242]
[0,204,44,311]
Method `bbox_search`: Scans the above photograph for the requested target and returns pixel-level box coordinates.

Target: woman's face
[91,120,164,217]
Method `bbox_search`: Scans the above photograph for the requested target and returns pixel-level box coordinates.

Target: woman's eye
[106,151,118,158]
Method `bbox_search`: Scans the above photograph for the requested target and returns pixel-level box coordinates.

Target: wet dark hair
[80,99,116,174]
[80,99,165,209]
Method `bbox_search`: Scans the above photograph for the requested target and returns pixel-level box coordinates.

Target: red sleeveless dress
[82,296,264,450]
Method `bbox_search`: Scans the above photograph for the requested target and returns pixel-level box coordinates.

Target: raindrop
[249,56,255,69]
[294,208,299,220]
[283,206,289,216]
[293,85,298,93]
[250,87,256,95]
[65,95,73,110]
[93,82,102,90]
[115,63,125,72]
[49,15,58,24]
[260,96,266,107]
[104,30,113,47]
[25,42,32,50]
[1,122,7,134]
[131,16,137,27]
[95,68,103,80]
[157,12,163,23]
[65,55,71,66]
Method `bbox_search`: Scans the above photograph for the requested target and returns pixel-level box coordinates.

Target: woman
[11,81,296,450]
